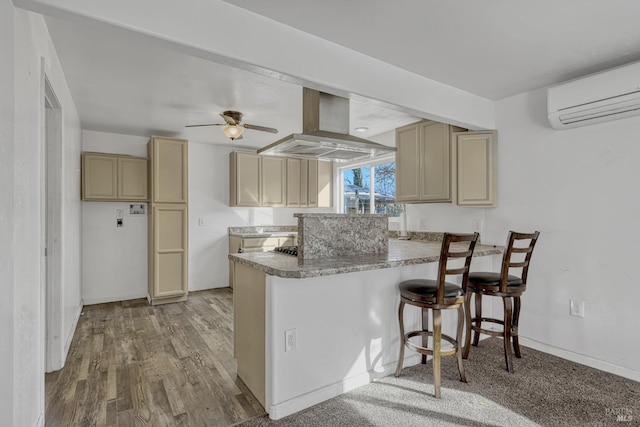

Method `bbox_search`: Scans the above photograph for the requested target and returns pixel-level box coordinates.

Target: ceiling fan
[185,110,278,140]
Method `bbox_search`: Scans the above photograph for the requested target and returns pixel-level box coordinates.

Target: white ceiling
[227,0,640,100]
[41,0,640,148]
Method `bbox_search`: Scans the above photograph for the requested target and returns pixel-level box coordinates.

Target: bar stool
[463,231,540,373]
[395,232,478,399]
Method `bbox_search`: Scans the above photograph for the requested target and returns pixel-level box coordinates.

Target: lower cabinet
[233,262,266,407]
[148,204,188,305]
[228,235,296,288]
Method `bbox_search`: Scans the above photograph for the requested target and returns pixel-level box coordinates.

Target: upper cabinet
[230,152,332,208]
[230,151,261,207]
[452,131,497,207]
[149,137,188,204]
[261,156,286,207]
[286,157,302,207]
[396,121,453,203]
[395,121,497,207]
[81,152,147,201]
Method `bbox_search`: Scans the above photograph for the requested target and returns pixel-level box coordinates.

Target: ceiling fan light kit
[185,109,277,141]
[222,124,244,140]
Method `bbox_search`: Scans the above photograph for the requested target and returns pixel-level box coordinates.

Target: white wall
[81,131,149,304]
[3,5,83,427]
[486,88,640,379]
[0,2,15,426]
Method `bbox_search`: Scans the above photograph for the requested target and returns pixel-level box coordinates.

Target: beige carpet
[237,338,639,426]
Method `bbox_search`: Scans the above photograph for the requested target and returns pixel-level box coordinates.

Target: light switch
[198,217,205,226]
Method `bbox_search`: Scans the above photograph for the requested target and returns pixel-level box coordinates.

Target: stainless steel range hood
[257,88,396,162]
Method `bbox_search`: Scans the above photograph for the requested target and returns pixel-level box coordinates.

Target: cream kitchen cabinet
[261,156,286,206]
[287,158,323,207]
[149,137,188,204]
[395,121,454,203]
[228,234,297,288]
[230,151,261,207]
[81,152,148,201]
[230,152,332,208]
[452,131,497,207]
[148,136,189,305]
[286,157,302,207]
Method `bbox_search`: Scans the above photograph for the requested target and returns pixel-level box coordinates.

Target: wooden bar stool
[463,231,540,373]
[395,232,478,399]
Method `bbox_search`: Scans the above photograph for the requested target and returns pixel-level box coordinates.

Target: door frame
[41,61,64,373]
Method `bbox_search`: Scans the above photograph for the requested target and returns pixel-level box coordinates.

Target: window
[338,155,403,216]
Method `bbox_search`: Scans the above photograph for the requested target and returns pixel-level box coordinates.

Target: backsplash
[295,213,389,260]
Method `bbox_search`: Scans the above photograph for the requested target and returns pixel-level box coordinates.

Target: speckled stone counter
[228,238,503,278]
[295,213,389,259]
[228,225,298,239]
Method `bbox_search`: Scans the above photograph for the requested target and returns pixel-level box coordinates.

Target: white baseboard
[82,292,146,306]
[268,354,421,420]
[520,337,640,382]
[63,301,83,359]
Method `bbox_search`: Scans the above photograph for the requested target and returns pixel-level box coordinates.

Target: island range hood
[257,88,396,162]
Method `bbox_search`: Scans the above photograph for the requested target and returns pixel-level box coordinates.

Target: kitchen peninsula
[229,214,502,420]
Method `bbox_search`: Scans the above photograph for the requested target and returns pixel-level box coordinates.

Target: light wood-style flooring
[45,289,265,427]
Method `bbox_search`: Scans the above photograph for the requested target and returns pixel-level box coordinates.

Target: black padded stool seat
[467,273,523,287]
[395,232,478,399]
[399,280,463,300]
[463,231,540,373]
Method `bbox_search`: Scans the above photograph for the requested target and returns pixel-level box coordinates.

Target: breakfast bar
[229,215,502,420]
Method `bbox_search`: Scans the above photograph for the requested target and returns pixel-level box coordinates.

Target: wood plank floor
[45,289,266,427]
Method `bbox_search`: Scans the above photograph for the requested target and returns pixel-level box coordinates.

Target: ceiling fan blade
[185,123,223,127]
[243,123,278,133]
[220,113,237,126]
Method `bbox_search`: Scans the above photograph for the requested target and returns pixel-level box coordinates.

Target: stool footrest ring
[404,330,459,357]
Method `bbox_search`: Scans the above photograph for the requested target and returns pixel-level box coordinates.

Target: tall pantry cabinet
[147,136,189,305]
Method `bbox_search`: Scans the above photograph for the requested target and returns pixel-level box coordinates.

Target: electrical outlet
[285,329,297,352]
[570,299,585,318]
[198,217,205,226]
[419,217,429,230]
[472,218,483,232]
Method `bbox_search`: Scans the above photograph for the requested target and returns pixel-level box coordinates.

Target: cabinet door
[118,157,148,200]
[395,123,420,202]
[286,158,301,207]
[150,137,188,204]
[230,152,261,207]
[261,156,286,206]
[452,131,497,206]
[419,121,451,202]
[82,153,118,200]
[300,159,309,207]
[317,160,333,207]
[149,204,188,301]
[307,159,318,207]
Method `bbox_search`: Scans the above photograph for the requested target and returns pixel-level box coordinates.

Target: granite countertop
[228,239,503,279]
[229,231,298,238]
[228,225,298,239]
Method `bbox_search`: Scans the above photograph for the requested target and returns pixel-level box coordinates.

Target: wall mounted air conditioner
[547,60,640,129]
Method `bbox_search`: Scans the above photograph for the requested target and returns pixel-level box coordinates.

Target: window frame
[336,153,398,217]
